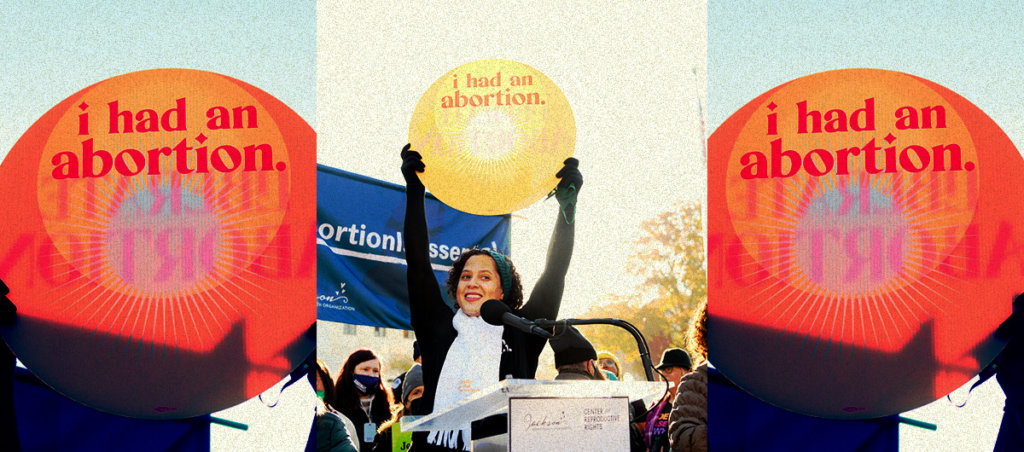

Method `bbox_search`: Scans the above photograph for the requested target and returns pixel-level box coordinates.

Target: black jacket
[403,182,574,451]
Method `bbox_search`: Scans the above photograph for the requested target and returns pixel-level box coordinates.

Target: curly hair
[688,297,708,364]
[445,248,524,310]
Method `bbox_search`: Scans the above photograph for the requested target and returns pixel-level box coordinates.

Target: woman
[313,358,359,452]
[668,297,708,452]
[333,349,400,452]
[315,398,359,452]
[401,145,581,451]
[597,350,623,380]
[316,358,338,407]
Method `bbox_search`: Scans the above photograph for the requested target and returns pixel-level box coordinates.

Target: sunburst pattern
[38,126,289,356]
[441,105,542,187]
[724,129,978,355]
[410,59,575,215]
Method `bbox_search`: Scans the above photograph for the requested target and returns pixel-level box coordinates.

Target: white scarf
[428,309,504,450]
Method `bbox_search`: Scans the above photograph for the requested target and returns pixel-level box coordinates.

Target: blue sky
[0,2,315,158]
[710,1,1024,138]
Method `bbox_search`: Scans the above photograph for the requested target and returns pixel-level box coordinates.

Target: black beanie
[550,325,598,367]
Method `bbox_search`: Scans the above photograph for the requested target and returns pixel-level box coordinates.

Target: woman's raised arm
[401,145,448,331]
[519,158,581,321]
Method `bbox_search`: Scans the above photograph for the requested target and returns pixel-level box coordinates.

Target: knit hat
[655,348,692,371]
[484,250,513,296]
[550,326,598,368]
[402,364,424,403]
[596,350,621,375]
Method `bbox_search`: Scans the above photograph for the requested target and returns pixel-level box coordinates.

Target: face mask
[353,374,380,393]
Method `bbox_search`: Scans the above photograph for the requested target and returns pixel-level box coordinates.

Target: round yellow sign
[409,59,575,215]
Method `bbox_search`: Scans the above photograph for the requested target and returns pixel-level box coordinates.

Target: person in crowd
[317,358,337,406]
[669,297,708,452]
[550,326,606,381]
[401,145,582,451]
[597,350,623,380]
[392,341,421,398]
[656,349,692,392]
[316,397,360,452]
[312,357,361,451]
[401,364,425,413]
[388,364,426,452]
[643,348,692,451]
[334,349,400,451]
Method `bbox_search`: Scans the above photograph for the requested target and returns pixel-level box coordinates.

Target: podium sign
[508,397,628,452]
[402,379,663,433]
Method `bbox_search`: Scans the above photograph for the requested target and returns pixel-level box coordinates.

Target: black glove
[400,144,425,189]
[554,157,582,224]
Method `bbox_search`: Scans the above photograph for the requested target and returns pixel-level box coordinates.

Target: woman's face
[456,254,504,317]
[353,359,380,378]
[599,358,619,376]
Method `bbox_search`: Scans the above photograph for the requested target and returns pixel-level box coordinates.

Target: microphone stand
[536,318,656,382]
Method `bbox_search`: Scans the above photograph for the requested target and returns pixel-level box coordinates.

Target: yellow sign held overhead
[409,59,575,215]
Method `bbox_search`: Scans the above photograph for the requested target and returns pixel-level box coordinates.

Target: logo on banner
[318,282,353,311]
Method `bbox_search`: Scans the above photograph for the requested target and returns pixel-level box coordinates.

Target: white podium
[402,379,665,451]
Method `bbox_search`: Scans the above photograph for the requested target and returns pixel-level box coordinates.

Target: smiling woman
[447,250,524,316]
[401,145,581,451]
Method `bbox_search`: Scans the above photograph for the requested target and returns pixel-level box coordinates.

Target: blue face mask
[352,374,380,394]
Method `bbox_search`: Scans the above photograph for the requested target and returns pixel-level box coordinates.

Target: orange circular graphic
[409,59,575,215]
[0,69,315,418]
[708,69,1022,418]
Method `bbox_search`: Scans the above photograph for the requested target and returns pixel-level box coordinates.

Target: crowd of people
[314,298,708,452]
[315,345,425,452]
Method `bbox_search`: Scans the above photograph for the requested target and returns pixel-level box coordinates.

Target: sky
[710,2,1024,450]
[1,2,315,451]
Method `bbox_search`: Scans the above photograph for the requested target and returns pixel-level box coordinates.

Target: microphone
[480,299,553,338]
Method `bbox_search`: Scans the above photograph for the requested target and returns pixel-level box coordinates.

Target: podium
[402,379,665,451]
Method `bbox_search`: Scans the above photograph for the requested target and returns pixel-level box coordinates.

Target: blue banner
[316,165,511,329]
